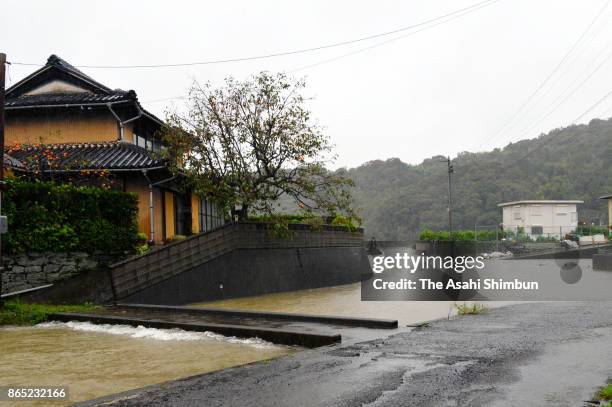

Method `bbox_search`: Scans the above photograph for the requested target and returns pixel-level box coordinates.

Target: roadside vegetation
[0,301,98,326]
[3,178,142,254]
[597,384,612,406]
[455,303,488,315]
[161,73,355,223]
[419,226,608,242]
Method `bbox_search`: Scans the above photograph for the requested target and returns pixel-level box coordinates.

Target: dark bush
[3,178,140,254]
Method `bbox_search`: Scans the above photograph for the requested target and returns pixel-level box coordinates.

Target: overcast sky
[3,0,612,168]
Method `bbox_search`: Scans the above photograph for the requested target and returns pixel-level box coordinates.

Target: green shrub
[3,178,140,254]
[247,213,360,231]
[165,234,187,244]
[330,214,360,231]
[0,300,98,326]
[574,226,609,236]
[420,229,508,241]
[599,384,612,401]
[456,303,488,315]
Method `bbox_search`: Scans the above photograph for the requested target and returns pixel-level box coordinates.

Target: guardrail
[109,222,363,300]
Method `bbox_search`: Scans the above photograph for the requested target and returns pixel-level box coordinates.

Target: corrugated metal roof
[5,142,166,171]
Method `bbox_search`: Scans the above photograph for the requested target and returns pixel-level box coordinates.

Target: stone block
[59,265,77,275]
[44,264,61,273]
[24,265,42,273]
[27,257,48,266]
[10,265,25,274]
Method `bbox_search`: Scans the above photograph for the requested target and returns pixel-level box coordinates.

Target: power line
[511,42,612,142]
[8,0,497,69]
[499,83,612,174]
[140,0,501,106]
[288,0,500,73]
[142,96,186,104]
[473,0,611,151]
[572,87,612,123]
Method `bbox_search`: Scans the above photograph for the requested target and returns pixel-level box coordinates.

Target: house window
[199,198,224,233]
[556,205,568,216]
[531,205,542,216]
[531,226,543,235]
[135,134,147,148]
[513,206,521,220]
[173,193,192,236]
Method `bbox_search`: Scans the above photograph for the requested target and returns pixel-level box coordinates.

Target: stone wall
[2,252,100,295]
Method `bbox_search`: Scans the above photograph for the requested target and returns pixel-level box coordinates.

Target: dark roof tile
[5,91,134,107]
[5,142,166,171]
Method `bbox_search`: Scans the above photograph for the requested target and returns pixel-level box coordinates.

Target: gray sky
[3,0,612,168]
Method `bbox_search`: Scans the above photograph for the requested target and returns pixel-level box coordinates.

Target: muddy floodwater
[195,282,516,326]
[0,322,295,406]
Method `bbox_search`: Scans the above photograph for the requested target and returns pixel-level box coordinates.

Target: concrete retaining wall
[111,222,366,302]
[124,246,370,305]
[7,222,369,304]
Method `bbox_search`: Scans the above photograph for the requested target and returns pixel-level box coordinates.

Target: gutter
[40,166,167,173]
[5,100,131,110]
[107,102,142,142]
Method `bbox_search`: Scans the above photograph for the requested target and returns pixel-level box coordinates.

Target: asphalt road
[78,302,612,407]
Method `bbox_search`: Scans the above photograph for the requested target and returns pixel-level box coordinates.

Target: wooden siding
[125,179,164,244]
[5,111,134,146]
[164,191,175,239]
[191,194,200,234]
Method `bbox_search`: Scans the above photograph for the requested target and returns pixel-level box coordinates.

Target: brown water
[1,283,514,406]
[0,322,295,406]
[194,282,514,326]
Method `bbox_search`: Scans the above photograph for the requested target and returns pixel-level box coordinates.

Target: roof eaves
[498,200,585,207]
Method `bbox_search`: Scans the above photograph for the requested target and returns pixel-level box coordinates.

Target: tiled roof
[5,91,134,107]
[5,55,166,126]
[5,142,166,171]
[45,55,108,91]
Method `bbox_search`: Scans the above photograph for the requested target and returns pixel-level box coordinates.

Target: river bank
[79,301,612,407]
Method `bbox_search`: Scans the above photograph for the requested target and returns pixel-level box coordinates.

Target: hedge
[419,229,508,242]
[2,178,141,254]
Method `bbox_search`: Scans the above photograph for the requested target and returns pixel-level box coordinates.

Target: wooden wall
[164,191,175,240]
[124,178,164,244]
[191,194,200,234]
[5,110,133,146]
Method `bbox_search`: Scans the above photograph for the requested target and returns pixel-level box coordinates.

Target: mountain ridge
[345,117,612,239]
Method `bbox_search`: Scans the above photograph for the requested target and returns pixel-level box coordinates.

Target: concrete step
[116,303,398,329]
[48,312,341,348]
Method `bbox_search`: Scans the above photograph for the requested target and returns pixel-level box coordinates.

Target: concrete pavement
[77,302,612,407]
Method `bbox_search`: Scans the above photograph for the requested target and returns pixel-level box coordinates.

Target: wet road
[78,302,612,406]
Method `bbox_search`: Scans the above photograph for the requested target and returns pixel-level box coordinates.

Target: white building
[498,200,583,239]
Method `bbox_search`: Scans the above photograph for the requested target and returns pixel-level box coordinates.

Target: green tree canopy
[162,72,353,219]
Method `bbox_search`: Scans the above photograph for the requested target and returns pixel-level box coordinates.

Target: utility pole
[441,156,454,239]
[0,52,5,309]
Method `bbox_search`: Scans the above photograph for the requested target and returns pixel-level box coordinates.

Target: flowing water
[0,322,295,406]
[194,282,515,326]
[1,272,521,406]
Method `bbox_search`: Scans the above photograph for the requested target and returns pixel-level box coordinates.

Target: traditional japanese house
[4,55,224,244]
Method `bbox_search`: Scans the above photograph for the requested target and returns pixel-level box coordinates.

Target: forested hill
[346,117,612,240]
